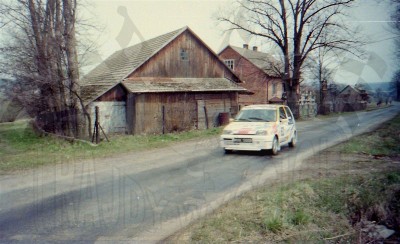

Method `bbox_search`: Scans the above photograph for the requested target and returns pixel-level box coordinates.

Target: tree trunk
[319,79,329,115]
[287,57,301,119]
[63,0,80,136]
[397,80,400,101]
[287,88,299,119]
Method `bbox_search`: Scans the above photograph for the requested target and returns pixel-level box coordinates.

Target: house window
[180,49,189,61]
[224,59,234,70]
[272,83,277,96]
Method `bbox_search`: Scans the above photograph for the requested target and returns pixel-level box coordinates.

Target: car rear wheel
[270,137,279,155]
[289,131,297,148]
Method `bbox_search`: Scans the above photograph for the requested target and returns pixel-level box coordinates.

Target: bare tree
[0,0,92,137]
[391,0,400,60]
[306,38,349,114]
[390,0,400,100]
[218,0,363,118]
[391,70,400,101]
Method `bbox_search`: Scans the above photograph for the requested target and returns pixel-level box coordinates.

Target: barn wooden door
[91,101,126,134]
[197,100,207,130]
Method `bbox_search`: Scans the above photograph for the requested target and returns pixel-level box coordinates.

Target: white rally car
[220,104,297,155]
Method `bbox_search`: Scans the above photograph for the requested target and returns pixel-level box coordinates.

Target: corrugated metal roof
[122,77,249,94]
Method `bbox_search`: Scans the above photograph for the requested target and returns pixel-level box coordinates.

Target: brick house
[218,45,284,107]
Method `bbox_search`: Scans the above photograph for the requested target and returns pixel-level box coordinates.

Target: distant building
[337,85,368,112]
[218,45,284,107]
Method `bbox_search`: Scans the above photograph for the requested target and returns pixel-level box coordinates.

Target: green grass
[171,114,400,242]
[306,103,392,121]
[265,216,283,233]
[183,172,400,242]
[337,115,400,156]
[185,180,354,242]
[0,120,222,172]
[290,209,310,226]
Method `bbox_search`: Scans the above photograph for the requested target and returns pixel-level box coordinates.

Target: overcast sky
[85,0,397,86]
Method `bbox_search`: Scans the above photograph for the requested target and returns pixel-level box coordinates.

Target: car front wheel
[270,137,279,155]
[224,149,233,154]
[289,131,297,148]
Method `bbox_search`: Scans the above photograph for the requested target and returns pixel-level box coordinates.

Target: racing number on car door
[279,107,289,142]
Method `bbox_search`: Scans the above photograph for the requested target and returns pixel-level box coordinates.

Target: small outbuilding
[80,26,247,134]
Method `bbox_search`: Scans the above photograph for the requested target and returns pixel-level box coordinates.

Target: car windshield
[235,109,276,122]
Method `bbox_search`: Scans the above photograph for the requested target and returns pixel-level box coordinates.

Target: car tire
[224,149,233,154]
[289,131,297,148]
[269,137,279,155]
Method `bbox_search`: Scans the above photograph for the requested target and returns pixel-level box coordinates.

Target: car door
[284,106,296,136]
[278,106,290,143]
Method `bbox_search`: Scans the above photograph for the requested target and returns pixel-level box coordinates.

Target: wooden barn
[80,27,247,134]
[218,45,284,106]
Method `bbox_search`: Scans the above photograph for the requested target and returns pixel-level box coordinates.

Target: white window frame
[224,59,234,70]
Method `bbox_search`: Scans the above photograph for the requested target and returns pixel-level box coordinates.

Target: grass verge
[168,114,400,243]
[0,120,222,172]
[304,103,392,121]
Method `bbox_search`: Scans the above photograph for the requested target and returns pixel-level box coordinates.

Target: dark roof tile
[80,27,186,103]
[228,46,279,76]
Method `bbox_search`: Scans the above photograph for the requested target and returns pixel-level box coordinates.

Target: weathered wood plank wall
[129,31,237,81]
[94,85,126,102]
[130,92,238,134]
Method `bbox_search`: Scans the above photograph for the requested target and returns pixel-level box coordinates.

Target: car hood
[224,121,276,135]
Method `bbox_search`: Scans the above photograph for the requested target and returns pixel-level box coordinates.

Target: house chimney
[243,44,249,49]
[253,46,258,51]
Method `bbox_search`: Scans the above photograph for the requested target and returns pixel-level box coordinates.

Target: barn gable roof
[81,27,185,86]
[80,27,243,104]
[80,27,186,104]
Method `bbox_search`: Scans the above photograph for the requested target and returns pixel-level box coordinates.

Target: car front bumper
[220,135,274,151]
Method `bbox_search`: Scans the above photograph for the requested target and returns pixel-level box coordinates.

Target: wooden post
[99,124,109,142]
[91,106,109,143]
[203,106,209,129]
[92,106,99,144]
[162,105,165,134]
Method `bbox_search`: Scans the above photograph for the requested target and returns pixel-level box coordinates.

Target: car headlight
[255,130,268,135]
[222,130,233,135]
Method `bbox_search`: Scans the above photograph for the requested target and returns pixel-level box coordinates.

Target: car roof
[241,104,284,110]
